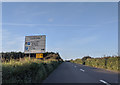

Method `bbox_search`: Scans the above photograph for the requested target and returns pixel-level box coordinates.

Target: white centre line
[99,80,111,85]
[80,69,85,72]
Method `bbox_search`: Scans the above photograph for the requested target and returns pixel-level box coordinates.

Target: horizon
[2,2,118,60]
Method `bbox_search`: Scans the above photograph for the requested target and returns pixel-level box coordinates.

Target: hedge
[70,59,83,64]
[106,57,119,71]
[2,58,62,83]
[70,56,119,71]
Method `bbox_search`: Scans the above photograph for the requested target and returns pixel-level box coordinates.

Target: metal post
[29,53,30,60]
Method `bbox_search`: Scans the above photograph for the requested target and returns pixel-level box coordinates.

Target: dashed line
[80,69,85,72]
[74,66,77,68]
[99,80,111,85]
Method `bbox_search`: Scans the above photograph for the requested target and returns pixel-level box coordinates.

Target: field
[2,57,62,83]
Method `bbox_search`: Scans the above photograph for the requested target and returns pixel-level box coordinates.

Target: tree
[82,56,91,60]
[82,56,92,65]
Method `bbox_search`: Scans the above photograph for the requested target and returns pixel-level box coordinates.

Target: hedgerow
[70,56,119,72]
[106,57,119,71]
[2,58,62,83]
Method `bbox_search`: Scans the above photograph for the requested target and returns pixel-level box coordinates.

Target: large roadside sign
[24,35,46,53]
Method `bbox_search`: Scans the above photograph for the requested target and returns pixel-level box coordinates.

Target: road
[43,62,119,84]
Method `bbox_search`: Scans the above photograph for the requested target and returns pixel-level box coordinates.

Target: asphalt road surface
[43,62,119,84]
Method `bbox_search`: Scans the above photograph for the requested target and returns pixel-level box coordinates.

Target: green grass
[106,57,119,71]
[70,56,119,72]
[2,57,62,83]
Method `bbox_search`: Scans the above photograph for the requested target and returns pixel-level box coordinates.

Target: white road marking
[80,69,85,72]
[74,66,77,67]
[99,80,111,85]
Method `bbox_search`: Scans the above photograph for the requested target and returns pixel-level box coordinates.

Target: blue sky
[2,2,118,60]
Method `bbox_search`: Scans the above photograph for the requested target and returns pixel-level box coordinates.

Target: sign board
[36,53,43,58]
[24,35,46,53]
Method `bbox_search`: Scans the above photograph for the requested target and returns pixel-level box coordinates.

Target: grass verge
[2,57,63,83]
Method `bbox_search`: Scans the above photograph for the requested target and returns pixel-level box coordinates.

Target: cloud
[47,35,97,60]
[2,29,24,52]
[103,19,118,25]
[32,12,47,16]
[48,18,53,22]
[65,36,98,47]
[3,23,98,28]
[75,36,97,45]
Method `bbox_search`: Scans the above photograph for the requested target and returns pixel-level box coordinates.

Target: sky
[2,2,118,60]
[1,0,120,2]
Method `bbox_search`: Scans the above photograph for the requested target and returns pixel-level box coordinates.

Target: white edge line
[99,80,111,85]
[80,69,85,72]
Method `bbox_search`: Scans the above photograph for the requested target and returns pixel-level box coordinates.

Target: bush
[33,63,47,83]
[2,58,62,83]
[106,57,119,71]
[85,58,106,69]
[85,58,97,67]
[74,59,83,64]
[70,56,119,72]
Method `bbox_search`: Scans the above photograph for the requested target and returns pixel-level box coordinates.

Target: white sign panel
[24,35,46,53]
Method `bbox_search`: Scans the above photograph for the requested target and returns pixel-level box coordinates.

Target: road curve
[43,62,119,84]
